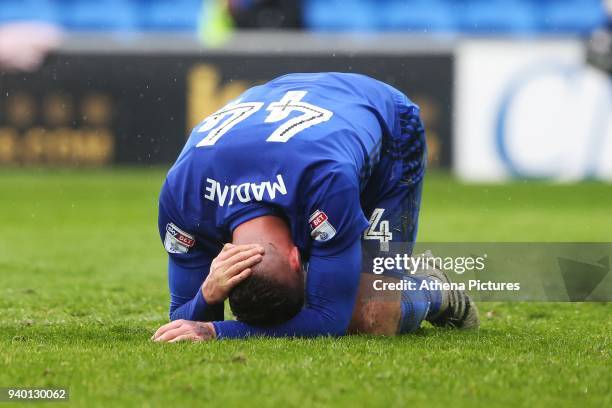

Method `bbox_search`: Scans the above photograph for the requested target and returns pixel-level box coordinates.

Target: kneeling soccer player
[152,72,478,342]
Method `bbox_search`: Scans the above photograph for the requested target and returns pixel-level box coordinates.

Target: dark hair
[229,274,304,327]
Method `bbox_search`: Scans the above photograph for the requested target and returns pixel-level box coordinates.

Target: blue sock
[398,275,442,333]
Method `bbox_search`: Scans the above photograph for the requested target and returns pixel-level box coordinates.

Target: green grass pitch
[0,168,610,407]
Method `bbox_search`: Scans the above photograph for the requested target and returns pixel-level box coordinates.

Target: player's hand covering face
[152,243,265,342]
[152,320,216,342]
[202,243,265,304]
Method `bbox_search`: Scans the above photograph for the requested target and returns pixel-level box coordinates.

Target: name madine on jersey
[203,174,287,206]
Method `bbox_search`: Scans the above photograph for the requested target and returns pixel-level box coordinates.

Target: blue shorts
[360,88,426,271]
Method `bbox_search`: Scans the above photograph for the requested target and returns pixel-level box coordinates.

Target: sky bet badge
[309,210,336,242]
[164,223,195,254]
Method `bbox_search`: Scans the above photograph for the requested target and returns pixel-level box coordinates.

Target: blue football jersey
[160,72,409,260]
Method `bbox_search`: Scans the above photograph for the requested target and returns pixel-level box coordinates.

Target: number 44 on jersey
[195,91,333,147]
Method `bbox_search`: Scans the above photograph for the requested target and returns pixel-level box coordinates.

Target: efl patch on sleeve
[309,210,336,242]
[164,223,195,254]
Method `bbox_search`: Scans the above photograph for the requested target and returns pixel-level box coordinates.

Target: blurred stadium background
[0,0,610,180]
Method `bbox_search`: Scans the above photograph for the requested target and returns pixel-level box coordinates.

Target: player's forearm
[212,306,352,339]
[169,288,223,322]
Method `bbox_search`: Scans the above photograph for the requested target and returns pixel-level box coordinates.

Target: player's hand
[202,243,264,304]
[152,320,216,342]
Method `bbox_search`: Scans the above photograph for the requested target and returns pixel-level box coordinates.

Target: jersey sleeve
[306,164,369,256]
[158,181,223,322]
